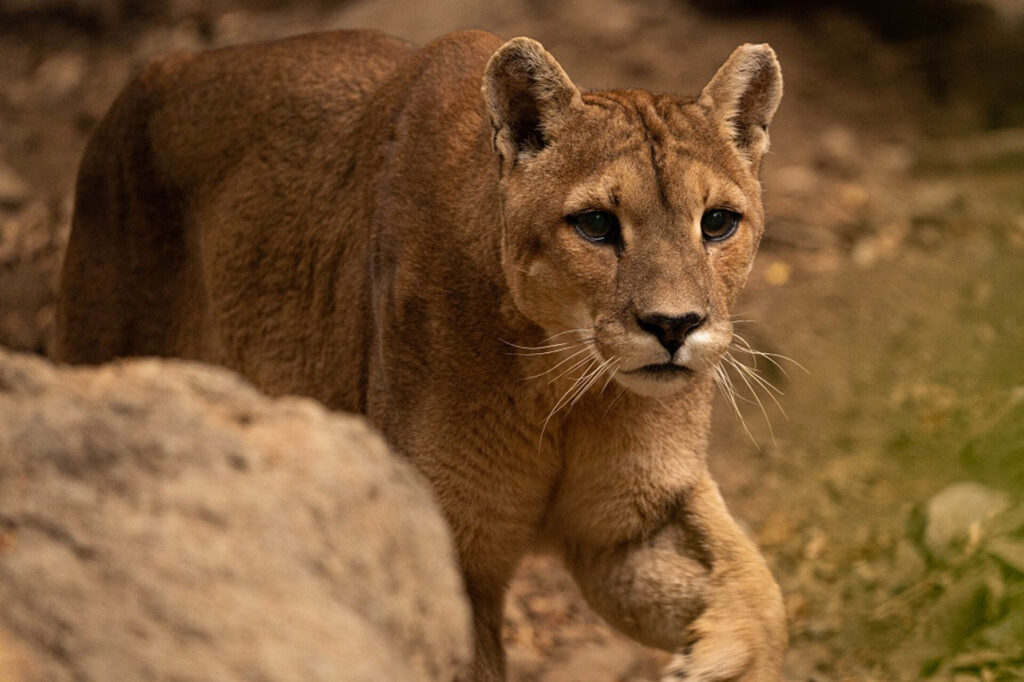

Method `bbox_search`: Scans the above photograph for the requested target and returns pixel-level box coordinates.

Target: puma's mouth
[625,363,694,379]
[613,361,701,397]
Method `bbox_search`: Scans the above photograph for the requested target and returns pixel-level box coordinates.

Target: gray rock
[0,349,471,681]
[924,481,1011,560]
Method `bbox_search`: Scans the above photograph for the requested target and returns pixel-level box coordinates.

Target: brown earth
[1,0,1022,680]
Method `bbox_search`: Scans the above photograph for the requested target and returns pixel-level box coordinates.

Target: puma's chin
[613,363,700,398]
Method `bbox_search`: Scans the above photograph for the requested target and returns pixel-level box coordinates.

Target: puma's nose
[636,312,705,356]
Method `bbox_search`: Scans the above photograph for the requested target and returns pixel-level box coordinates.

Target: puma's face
[485,40,781,398]
[500,96,765,397]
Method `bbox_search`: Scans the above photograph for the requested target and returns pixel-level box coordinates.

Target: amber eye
[570,210,621,244]
[700,209,741,242]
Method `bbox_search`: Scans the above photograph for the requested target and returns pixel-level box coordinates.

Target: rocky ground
[1,0,1022,680]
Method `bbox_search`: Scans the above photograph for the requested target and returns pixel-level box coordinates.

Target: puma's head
[484,38,782,397]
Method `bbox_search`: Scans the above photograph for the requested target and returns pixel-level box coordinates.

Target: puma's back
[55,29,417,410]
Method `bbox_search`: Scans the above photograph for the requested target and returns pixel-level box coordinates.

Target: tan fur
[56,30,786,681]
[0,628,29,681]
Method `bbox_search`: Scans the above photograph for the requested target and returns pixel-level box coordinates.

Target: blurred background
[1,0,1022,679]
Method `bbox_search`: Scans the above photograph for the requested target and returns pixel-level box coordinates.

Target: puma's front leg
[563,474,787,681]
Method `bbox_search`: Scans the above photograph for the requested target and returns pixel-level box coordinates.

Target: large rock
[0,349,471,681]
[924,481,1012,560]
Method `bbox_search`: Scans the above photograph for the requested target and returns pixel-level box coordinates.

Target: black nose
[636,312,705,356]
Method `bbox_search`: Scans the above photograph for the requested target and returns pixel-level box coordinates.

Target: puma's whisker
[539,327,592,344]
[723,353,778,444]
[502,327,595,355]
[729,356,785,398]
[603,385,629,416]
[552,357,601,413]
[522,346,593,380]
[714,363,756,444]
[569,356,616,407]
[731,331,808,375]
[539,355,601,443]
[599,358,621,395]
[508,340,597,358]
[549,352,598,385]
[503,339,578,354]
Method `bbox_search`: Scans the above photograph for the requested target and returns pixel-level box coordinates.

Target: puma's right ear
[483,37,582,166]
[699,44,783,170]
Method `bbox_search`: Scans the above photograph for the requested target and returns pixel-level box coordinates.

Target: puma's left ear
[699,44,783,170]
[483,37,582,167]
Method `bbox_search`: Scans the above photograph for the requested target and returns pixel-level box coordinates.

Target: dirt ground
[1,0,1022,680]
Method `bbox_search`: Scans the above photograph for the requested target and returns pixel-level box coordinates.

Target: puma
[56,29,786,681]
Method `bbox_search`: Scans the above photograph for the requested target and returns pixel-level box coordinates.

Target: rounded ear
[482,37,582,167]
[698,44,783,170]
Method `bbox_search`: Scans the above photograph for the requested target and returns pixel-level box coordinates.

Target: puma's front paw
[661,580,787,681]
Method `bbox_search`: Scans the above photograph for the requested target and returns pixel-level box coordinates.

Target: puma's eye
[570,210,620,244]
[700,209,741,242]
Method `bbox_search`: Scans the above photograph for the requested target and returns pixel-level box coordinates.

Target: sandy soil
[1,0,1022,679]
